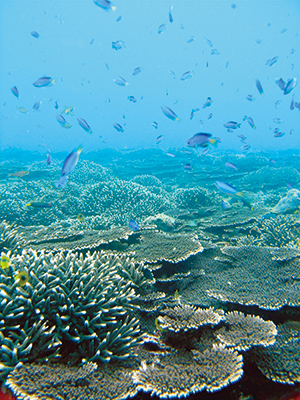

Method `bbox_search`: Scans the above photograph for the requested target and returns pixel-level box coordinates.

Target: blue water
[0,1,299,153]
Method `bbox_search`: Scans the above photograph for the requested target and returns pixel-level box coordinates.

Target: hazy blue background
[0,0,299,154]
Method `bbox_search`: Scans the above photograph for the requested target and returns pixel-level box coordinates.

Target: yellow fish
[174,289,180,300]
[77,213,85,221]
[155,317,164,332]
[9,170,29,177]
[62,106,75,116]
[15,271,29,287]
[0,255,10,269]
[17,107,28,113]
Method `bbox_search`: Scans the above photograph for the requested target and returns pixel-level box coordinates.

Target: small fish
[202,148,210,155]
[9,171,29,177]
[161,106,180,121]
[184,163,192,170]
[211,49,220,55]
[0,255,10,269]
[31,31,40,38]
[156,135,164,144]
[284,78,297,95]
[280,28,287,34]
[270,159,276,164]
[223,121,241,129]
[290,129,294,135]
[116,16,121,22]
[242,145,250,150]
[207,113,212,120]
[246,95,254,101]
[90,38,95,44]
[255,39,262,44]
[274,131,285,137]
[203,97,212,108]
[93,0,116,11]
[190,108,199,120]
[205,38,213,47]
[199,119,204,125]
[186,132,217,148]
[113,123,124,132]
[62,106,75,115]
[227,128,234,133]
[273,118,283,124]
[287,183,293,189]
[133,67,142,76]
[215,181,243,196]
[33,101,41,111]
[33,77,55,87]
[182,150,193,154]
[170,70,176,79]
[56,114,66,124]
[127,96,137,103]
[290,96,295,110]
[222,200,231,210]
[77,213,85,221]
[158,23,166,34]
[255,79,264,95]
[112,40,125,50]
[15,271,29,287]
[247,117,256,129]
[180,71,193,81]
[77,117,92,133]
[225,61,229,68]
[169,5,173,23]
[275,78,286,91]
[238,134,246,139]
[55,146,82,188]
[275,100,281,109]
[274,128,279,133]
[11,86,19,98]
[152,122,158,129]
[231,3,237,9]
[129,219,140,231]
[105,63,110,70]
[186,36,195,43]
[26,202,53,208]
[17,107,28,113]
[166,152,175,157]
[54,101,59,109]
[265,56,278,66]
[225,162,237,171]
[113,76,129,86]
[46,153,52,165]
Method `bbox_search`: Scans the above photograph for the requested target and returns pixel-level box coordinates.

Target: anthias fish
[11,86,19,98]
[77,118,92,133]
[33,77,55,87]
[161,106,180,121]
[26,202,53,208]
[55,147,82,188]
[186,133,217,148]
[129,219,140,231]
[93,0,116,11]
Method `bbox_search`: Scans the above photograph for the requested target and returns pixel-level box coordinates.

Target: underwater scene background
[0,1,300,400]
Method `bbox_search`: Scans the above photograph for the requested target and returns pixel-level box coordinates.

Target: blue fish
[284,78,297,95]
[33,101,41,111]
[113,76,129,86]
[31,31,40,38]
[186,133,217,148]
[203,97,212,108]
[152,122,158,129]
[77,118,92,133]
[133,67,142,76]
[55,147,82,188]
[255,79,264,95]
[156,134,164,144]
[129,219,140,231]
[169,5,173,23]
[215,181,243,196]
[46,153,52,165]
[11,86,19,98]
[112,40,125,50]
[93,0,116,11]
[158,24,166,34]
[33,77,55,88]
[113,123,124,132]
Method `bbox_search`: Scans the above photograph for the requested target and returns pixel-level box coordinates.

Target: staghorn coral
[172,186,216,209]
[251,322,300,385]
[215,311,277,351]
[0,221,24,253]
[7,360,138,400]
[133,345,243,397]
[272,189,300,214]
[157,305,224,332]
[180,245,300,310]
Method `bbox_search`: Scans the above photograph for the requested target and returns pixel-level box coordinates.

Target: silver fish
[77,118,92,133]
[161,106,180,121]
[225,162,237,170]
[284,78,297,95]
[11,86,19,98]
[113,76,129,86]
[223,121,241,129]
[33,77,55,87]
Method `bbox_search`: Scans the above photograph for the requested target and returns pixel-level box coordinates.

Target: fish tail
[175,117,180,122]
[111,6,117,11]
[236,192,244,197]
[125,82,129,86]
[209,139,218,147]
[88,129,92,134]
[77,145,83,154]
[237,123,241,128]
[253,125,256,129]
[51,78,56,85]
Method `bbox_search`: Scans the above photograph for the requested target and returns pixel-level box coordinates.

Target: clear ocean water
[0,1,299,400]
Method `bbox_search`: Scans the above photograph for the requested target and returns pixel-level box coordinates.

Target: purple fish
[161,106,180,121]
[223,121,241,129]
[275,78,286,91]
[113,76,129,86]
[246,95,254,101]
[33,77,55,87]
[216,181,242,196]
[274,131,285,137]
[77,118,92,133]
[242,145,250,150]
[46,153,52,165]
[208,113,212,120]
[55,147,82,188]
[11,86,19,98]
[180,71,193,81]
[152,122,158,129]
[156,135,164,144]
[255,79,264,95]
[202,148,209,156]
[33,101,41,111]
[287,183,293,189]
[247,117,256,129]
[184,163,192,170]
[225,162,237,171]
[186,133,217,148]
[129,219,140,231]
